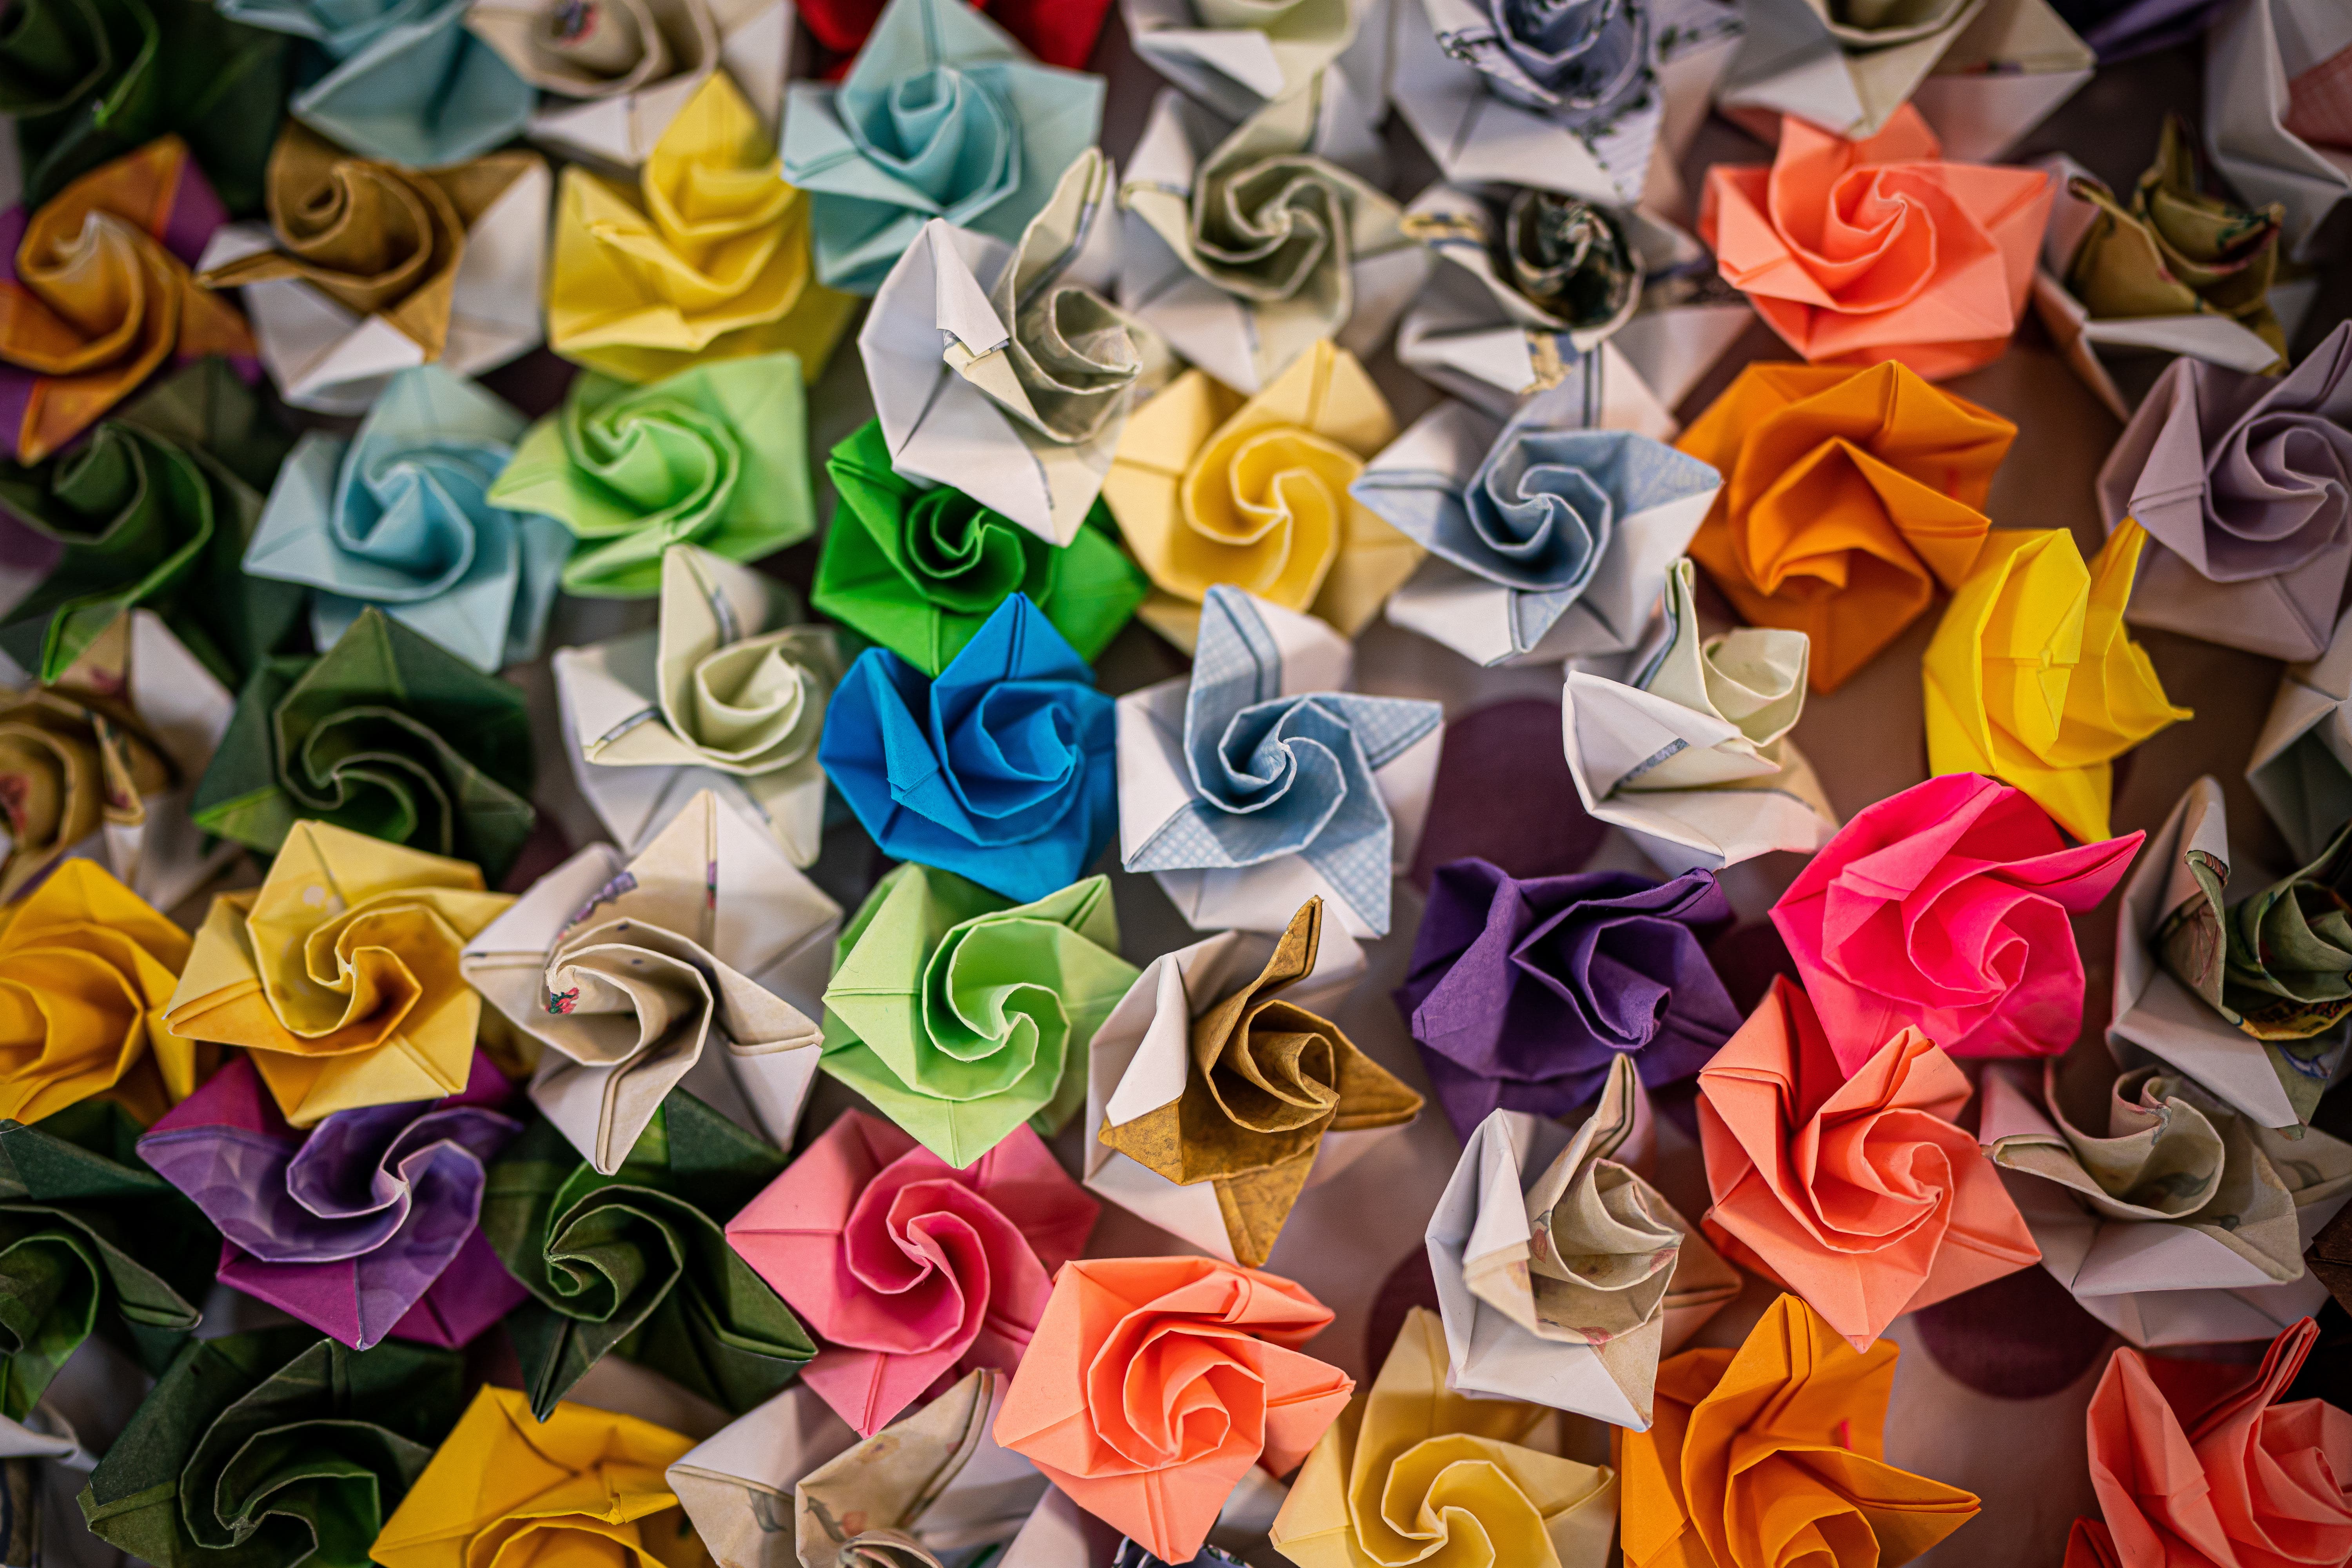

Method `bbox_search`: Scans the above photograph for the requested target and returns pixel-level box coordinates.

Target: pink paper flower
[725,1108,1098,1436]
[1770,773,2142,1069]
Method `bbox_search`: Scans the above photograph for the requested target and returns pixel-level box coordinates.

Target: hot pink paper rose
[1770,772,2142,1070]
[725,1108,1098,1436]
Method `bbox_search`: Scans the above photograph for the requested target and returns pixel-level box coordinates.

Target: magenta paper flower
[726,1108,1099,1435]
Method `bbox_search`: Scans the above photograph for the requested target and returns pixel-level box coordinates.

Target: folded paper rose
[820,593,1118,905]
[996,1256,1355,1564]
[1563,557,1839,875]
[0,137,257,465]
[1120,0,1361,119]
[782,0,1105,295]
[1117,586,1444,940]
[1924,522,2190,844]
[0,358,305,688]
[728,1109,1096,1439]
[1982,1063,2352,1346]
[480,1089,816,1417]
[368,1385,708,1568]
[1353,392,1722,668]
[1676,359,2005,693]
[1396,856,1739,1142]
[1268,1304,1618,1568]
[2250,604,2352,863]
[191,606,537,880]
[552,543,838,864]
[551,72,856,386]
[819,863,1137,1169]
[1119,80,1426,396]
[668,1385,858,1568]
[2206,0,2352,263]
[77,1327,468,1568]
[163,820,515,1124]
[464,789,837,1175]
[1104,342,1422,649]
[1428,1062,1741,1429]
[137,1051,527,1350]
[794,1370,1045,1568]
[803,0,1109,70]
[1095,897,1422,1270]
[1702,106,2053,380]
[489,354,815,597]
[1698,975,2041,1351]
[1616,1293,1981,1568]
[2095,319,2352,663]
[814,422,1149,675]
[1771,772,2143,1068]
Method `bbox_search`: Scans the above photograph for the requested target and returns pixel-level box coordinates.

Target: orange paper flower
[1700,106,2053,381]
[1677,361,2008,692]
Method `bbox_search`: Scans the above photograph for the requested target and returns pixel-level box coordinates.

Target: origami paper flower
[1120,81,1427,394]
[793,1368,1048,1567]
[728,1109,1098,1436]
[138,1051,526,1349]
[0,673,172,904]
[814,423,1149,677]
[1268,1305,1618,1568]
[551,72,857,386]
[369,1386,702,1568]
[2076,1318,2352,1568]
[1396,857,1740,1142]
[241,365,566,673]
[782,0,1105,294]
[1924,523,2190,844]
[803,0,1109,67]
[0,358,305,687]
[1617,1294,1980,1568]
[1982,1063,2352,1345]
[1120,0,1358,118]
[0,138,256,465]
[1098,897,1423,1269]
[1772,773,2141,1069]
[2250,604,2352,863]
[489,355,813,597]
[998,1256,1354,1564]
[194,125,550,416]
[480,1090,815,1417]
[819,863,1137,1169]
[1104,343,1421,648]
[218,0,533,167]
[1353,393,1722,667]
[163,820,514,1124]
[2096,320,2352,662]
[191,608,537,880]
[77,1328,468,1568]
[2166,809,2352,1053]
[1676,361,2007,692]
[2207,0,2352,263]
[1701,107,2053,380]
[820,594,1118,904]
[1118,586,1445,939]
[1428,1062,1741,1428]
[463,790,837,1175]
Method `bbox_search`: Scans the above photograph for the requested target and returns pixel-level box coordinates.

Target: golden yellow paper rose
[162,820,512,1124]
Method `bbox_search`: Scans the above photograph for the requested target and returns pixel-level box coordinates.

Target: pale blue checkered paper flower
[1125,585,1442,935]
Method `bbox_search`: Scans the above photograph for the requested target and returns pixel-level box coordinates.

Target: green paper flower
[488,354,817,599]
[811,420,1148,676]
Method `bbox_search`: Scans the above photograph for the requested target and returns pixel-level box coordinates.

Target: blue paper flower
[819,592,1117,901]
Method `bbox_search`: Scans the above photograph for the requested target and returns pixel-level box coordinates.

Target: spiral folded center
[848,65,1021,214]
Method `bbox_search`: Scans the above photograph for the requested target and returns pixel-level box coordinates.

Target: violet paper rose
[137,1049,528,1349]
[1395,857,1741,1140]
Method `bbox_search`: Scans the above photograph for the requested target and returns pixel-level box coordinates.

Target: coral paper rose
[1698,976,2042,1351]
[726,1108,1098,1437]
[1771,773,2143,1068]
[1701,105,2054,380]
[994,1256,1354,1565]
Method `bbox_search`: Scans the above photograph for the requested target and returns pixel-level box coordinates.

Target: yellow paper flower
[370,1385,708,1568]
[1923,520,2190,843]
[548,72,857,386]
[0,859,199,1126]
[1102,339,1422,650]
[162,820,512,1125]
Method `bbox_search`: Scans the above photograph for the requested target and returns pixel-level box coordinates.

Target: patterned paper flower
[0,685,174,902]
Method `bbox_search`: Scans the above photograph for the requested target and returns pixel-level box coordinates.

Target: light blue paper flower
[780,0,1105,295]
[818,592,1117,902]
[242,365,570,673]
[220,0,532,167]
